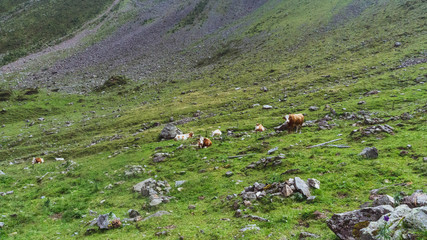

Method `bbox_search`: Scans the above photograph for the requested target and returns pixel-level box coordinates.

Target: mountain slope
[0,0,426,239]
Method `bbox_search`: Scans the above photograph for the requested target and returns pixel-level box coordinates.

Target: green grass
[0,0,426,239]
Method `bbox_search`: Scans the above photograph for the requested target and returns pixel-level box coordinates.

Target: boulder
[360,205,427,240]
[402,192,427,208]
[372,195,395,207]
[160,124,182,140]
[404,206,427,231]
[359,147,378,159]
[327,205,394,240]
[359,204,411,240]
[294,177,311,198]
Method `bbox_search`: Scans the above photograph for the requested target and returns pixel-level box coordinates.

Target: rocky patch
[133,178,172,206]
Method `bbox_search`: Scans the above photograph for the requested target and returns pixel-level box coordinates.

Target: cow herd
[174,113,305,148]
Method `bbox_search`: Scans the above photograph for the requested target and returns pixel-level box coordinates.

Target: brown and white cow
[32,157,44,164]
[283,114,304,134]
[255,123,266,132]
[197,136,212,148]
[174,132,194,141]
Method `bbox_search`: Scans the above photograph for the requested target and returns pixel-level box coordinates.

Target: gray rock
[394,41,402,47]
[242,192,257,201]
[133,178,155,193]
[142,211,170,222]
[282,184,293,197]
[175,180,186,187]
[263,105,273,109]
[299,231,319,239]
[360,205,426,240]
[309,106,319,111]
[6,191,13,195]
[128,209,140,218]
[253,182,266,191]
[372,195,395,207]
[96,214,110,229]
[307,178,320,189]
[327,205,394,240]
[243,214,269,222]
[235,209,242,218]
[294,177,311,198]
[124,165,145,176]
[188,205,196,210]
[160,124,182,140]
[358,101,366,105]
[307,196,316,202]
[268,147,278,155]
[261,86,268,92]
[240,224,260,232]
[0,170,5,175]
[404,206,427,231]
[149,197,163,206]
[402,192,427,208]
[359,147,378,159]
[0,222,4,228]
[225,171,233,177]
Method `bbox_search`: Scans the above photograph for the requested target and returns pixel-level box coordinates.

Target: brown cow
[198,136,212,148]
[32,157,44,164]
[283,114,304,134]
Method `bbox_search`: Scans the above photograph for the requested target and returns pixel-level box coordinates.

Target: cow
[283,114,304,134]
[198,136,212,148]
[32,157,44,164]
[174,132,194,141]
[211,129,222,137]
[255,123,266,132]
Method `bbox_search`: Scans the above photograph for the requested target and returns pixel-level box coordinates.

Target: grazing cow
[32,157,44,164]
[283,114,304,134]
[174,132,194,141]
[198,136,212,148]
[255,123,266,132]
[211,129,222,137]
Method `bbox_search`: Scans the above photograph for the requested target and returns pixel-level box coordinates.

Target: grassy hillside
[0,0,426,239]
[0,0,114,66]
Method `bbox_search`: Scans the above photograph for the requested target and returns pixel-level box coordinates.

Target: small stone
[0,222,4,228]
[225,171,233,177]
[299,232,319,239]
[150,198,163,206]
[6,191,13,195]
[188,205,196,210]
[358,101,366,105]
[263,105,273,109]
[100,200,105,204]
[394,41,402,47]
[282,184,293,197]
[0,170,5,175]
[96,214,109,229]
[309,106,319,111]
[313,211,326,219]
[261,87,268,92]
[128,209,140,218]
[307,196,316,202]
[239,224,260,232]
[175,180,186,187]
[359,147,378,159]
[268,147,278,155]
[307,178,320,189]
[235,209,242,218]
[244,200,252,207]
